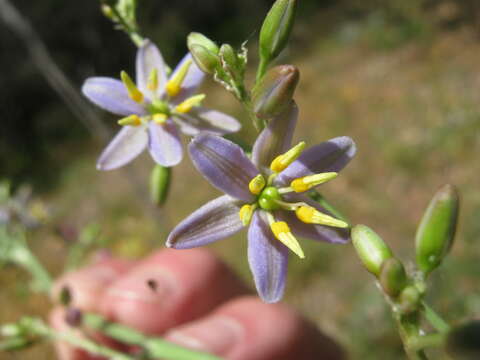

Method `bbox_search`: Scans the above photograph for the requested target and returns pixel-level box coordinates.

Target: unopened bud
[252,65,299,119]
[352,225,393,276]
[187,32,219,55]
[101,4,114,19]
[398,286,421,314]
[415,184,459,275]
[150,165,171,206]
[446,321,480,359]
[259,0,297,63]
[188,44,220,75]
[379,258,407,298]
[219,44,243,80]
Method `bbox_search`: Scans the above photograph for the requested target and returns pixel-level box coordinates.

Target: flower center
[258,186,281,211]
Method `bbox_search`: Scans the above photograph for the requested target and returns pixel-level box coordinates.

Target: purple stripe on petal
[166,195,243,249]
[170,53,206,104]
[248,210,289,303]
[136,40,168,98]
[148,120,183,167]
[275,136,356,187]
[175,107,241,136]
[97,126,148,171]
[188,133,258,202]
[252,102,298,171]
[82,77,146,116]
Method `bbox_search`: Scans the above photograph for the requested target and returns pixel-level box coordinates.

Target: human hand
[50,248,344,360]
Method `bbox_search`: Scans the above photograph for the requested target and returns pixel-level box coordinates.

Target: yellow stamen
[166,59,192,97]
[121,71,144,103]
[270,221,305,258]
[290,172,338,193]
[270,142,306,173]
[239,204,255,226]
[118,114,142,126]
[147,68,159,91]
[175,94,206,114]
[295,206,348,228]
[248,174,266,195]
[153,113,168,125]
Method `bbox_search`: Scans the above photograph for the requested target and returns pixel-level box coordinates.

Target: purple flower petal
[166,195,243,249]
[252,102,298,171]
[188,133,258,202]
[136,40,168,98]
[275,136,356,187]
[82,77,146,116]
[170,53,206,104]
[248,210,289,303]
[175,107,241,136]
[97,125,148,171]
[148,120,183,167]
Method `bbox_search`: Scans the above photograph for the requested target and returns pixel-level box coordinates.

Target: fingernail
[166,316,243,355]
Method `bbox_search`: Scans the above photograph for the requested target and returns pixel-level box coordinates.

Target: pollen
[118,114,142,126]
[290,172,338,193]
[270,221,305,258]
[121,71,144,103]
[248,174,266,195]
[295,206,348,228]
[153,113,168,125]
[147,68,159,91]
[166,59,192,97]
[239,204,255,226]
[270,141,306,173]
[175,94,206,114]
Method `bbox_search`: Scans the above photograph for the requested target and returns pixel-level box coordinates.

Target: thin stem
[422,301,450,333]
[256,56,269,83]
[107,4,144,47]
[408,333,446,352]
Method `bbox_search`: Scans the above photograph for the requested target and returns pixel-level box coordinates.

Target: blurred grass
[3,9,480,359]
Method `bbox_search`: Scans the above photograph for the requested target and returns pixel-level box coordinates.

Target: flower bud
[259,0,297,63]
[446,321,480,359]
[352,225,393,276]
[252,65,299,119]
[149,165,171,206]
[219,44,242,78]
[398,285,421,314]
[379,258,407,298]
[188,44,220,75]
[415,184,459,275]
[187,32,219,55]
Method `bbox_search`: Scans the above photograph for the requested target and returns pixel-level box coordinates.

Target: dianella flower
[82,40,241,170]
[167,103,356,302]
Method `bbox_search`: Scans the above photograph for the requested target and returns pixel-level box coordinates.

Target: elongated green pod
[150,165,171,206]
[352,225,393,276]
[379,257,407,298]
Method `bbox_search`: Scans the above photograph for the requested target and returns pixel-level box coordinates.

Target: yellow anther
[147,68,159,91]
[153,113,168,125]
[175,94,206,114]
[270,142,306,173]
[118,114,142,126]
[239,204,255,226]
[121,71,144,103]
[290,172,338,193]
[295,206,348,228]
[248,174,266,195]
[166,59,192,97]
[270,221,305,259]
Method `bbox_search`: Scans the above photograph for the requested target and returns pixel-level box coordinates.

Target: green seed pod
[188,44,220,75]
[252,65,299,119]
[352,225,393,276]
[187,32,219,55]
[398,285,421,315]
[149,165,171,206]
[415,184,459,275]
[379,258,407,298]
[446,321,480,360]
[259,0,297,63]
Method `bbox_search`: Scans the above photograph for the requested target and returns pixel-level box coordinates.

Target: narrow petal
[170,53,205,104]
[82,77,146,116]
[275,136,356,186]
[188,133,258,202]
[252,102,298,171]
[97,126,148,171]
[148,120,183,167]
[136,40,168,98]
[175,107,241,136]
[166,195,243,249]
[248,211,289,303]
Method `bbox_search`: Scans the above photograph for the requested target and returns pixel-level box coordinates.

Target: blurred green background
[2,0,480,359]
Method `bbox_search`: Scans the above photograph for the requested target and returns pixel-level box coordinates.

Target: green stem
[422,301,450,333]
[256,56,269,83]
[395,312,429,360]
[107,4,144,47]
[408,333,446,352]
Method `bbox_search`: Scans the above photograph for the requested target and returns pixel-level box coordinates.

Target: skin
[50,248,345,360]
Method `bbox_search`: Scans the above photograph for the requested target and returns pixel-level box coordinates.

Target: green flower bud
[446,321,480,359]
[0,336,33,351]
[219,44,242,79]
[252,65,299,119]
[259,0,297,63]
[352,225,393,276]
[415,184,459,275]
[379,258,407,298]
[149,165,171,206]
[187,32,219,55]
[398,285,421,314]
[188,44,220,75]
